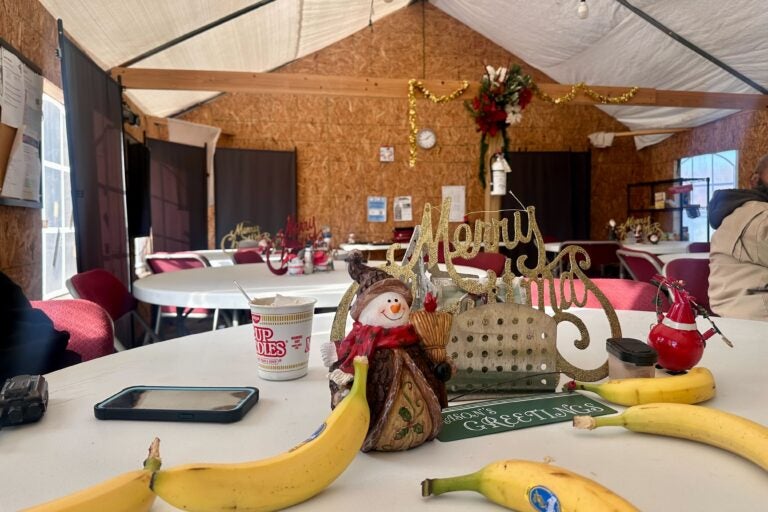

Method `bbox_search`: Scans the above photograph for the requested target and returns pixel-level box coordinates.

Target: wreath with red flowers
[465,65,533,187]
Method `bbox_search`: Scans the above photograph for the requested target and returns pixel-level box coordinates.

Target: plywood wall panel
[182,2,763,246]
[0,0,60,298]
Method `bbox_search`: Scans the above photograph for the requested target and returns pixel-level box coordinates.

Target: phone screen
[99,387,253,411]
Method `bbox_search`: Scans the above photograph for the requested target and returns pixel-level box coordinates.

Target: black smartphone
[94,385,259,423]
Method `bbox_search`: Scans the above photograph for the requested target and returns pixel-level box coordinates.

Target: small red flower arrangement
[465,65,533,186]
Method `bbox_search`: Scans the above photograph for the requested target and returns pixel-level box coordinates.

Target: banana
[566,366,715,406]
[422,459,639,511]
[21,438,161,512]
[151,355,370,512]
[573,403,768,471]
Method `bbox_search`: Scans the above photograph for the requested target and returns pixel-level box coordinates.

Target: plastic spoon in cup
[233,281,253,303]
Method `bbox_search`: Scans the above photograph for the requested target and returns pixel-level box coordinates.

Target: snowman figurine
[324,251,450,452]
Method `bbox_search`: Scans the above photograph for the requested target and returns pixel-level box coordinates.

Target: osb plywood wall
[0,0,60,298]
[181,3,642,245]
[639,109,768,187]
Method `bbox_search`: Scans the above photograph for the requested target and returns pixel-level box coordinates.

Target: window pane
[43,99,62,164]
[63,170,73,226]
[43,165,62,228]
[43,232,64,297]
[65,232,77,279]
[713,153,736,184]
[62,113,70,167]
[680,150,737,242]
[680,158,692,178]
[691,155,710,179]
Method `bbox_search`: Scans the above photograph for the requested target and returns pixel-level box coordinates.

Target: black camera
[0,374,48,428]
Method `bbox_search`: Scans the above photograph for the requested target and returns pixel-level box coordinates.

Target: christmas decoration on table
[407,79,470,168]
[329,199,622,406]
[323,251,452,452]
[265,215,334,275]
[220,221,269,251]
[465,64,533,187]
[648,274,731,374]
[614,215,664,243]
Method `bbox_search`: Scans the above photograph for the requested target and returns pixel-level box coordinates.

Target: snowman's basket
[446,302,558,397]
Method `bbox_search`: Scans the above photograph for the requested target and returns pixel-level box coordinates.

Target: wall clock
[416,128,437,149]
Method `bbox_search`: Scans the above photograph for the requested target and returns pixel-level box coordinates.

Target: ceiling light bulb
[577,0,589,19]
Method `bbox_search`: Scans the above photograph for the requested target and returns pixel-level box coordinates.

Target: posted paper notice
[393,196,412,222]
[367,196,387,222]
[441,185,466,222]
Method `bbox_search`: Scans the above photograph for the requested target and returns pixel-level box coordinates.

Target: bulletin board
[0,36,44,208]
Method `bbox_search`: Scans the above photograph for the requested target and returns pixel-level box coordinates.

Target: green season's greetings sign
[438,392,617,442]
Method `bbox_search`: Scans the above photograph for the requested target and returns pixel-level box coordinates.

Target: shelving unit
[626,177,710,241]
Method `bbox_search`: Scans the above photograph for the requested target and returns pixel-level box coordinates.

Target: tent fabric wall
[40,1,768,149]
[146,139,208,253]
[60,30,129,286]
[214,148,296,247]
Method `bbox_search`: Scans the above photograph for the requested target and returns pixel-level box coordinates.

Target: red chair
[687,242,710,253]
[616,248,664,283]
[233,248,265,264]
[559,241,621,277]
[31,299,115,360]
[664,258,713,314]
[454,251,507,276]
[145,252,222,336]
[66,268,160,345]
[529,278,667,312]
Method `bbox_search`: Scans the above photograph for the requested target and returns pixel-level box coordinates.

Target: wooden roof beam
[111,67,768,111]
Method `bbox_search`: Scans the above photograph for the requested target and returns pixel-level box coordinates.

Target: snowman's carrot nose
[390,303,401,313]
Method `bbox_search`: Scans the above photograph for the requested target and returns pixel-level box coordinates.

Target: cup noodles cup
[250,295,317,380]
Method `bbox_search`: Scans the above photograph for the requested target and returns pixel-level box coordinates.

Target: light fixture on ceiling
[577,0,589,19]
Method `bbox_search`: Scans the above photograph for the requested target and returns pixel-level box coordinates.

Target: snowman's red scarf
[335,322,420,374]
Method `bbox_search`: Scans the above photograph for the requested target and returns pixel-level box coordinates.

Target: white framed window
[678,150,738,242]
[41,92,76,299]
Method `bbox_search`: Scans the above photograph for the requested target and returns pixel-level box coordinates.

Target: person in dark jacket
[0,271,80,381]
[708,155,768,320]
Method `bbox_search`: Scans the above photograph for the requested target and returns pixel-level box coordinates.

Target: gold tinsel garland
[408,79,470,168]
[533,82,640,105]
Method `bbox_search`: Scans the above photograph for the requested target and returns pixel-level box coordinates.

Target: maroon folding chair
[616,248,664,283]
[144,252,222,336]
[559,240,621,278]
[687,242,710,253]
[453,251,507,276]
[66,268,160,346]
[32,299,115,360]
[233,248,265,264]
[664,257,713,314]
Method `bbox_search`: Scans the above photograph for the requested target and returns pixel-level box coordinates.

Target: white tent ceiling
[39,0,768,148]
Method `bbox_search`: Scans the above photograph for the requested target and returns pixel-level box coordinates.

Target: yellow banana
[573,403,768,471]
[21,438,161,512]
[567,366,715,406]
[152,355,370,512]
[422,459,639,511]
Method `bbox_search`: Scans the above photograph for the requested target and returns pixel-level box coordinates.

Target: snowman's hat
[346,250,412,321]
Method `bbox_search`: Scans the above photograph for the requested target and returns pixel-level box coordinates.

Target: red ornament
[423,292,438,313]
[647,276,716,373]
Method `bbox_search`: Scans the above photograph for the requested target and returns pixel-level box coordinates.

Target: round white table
[658,252,710,265]
[620,241,691,255]
[2,310,765,511]
[546,241,692,255]
[133,263,486,311]
[133,263,355,310]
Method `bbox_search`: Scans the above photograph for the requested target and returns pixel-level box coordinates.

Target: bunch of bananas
[565,366,716,406]
[22,356,370,512]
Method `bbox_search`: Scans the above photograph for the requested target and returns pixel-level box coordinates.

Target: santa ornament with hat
[324,251,451,452]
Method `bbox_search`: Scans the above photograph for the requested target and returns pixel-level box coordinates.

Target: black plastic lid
[606,338,658,366]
